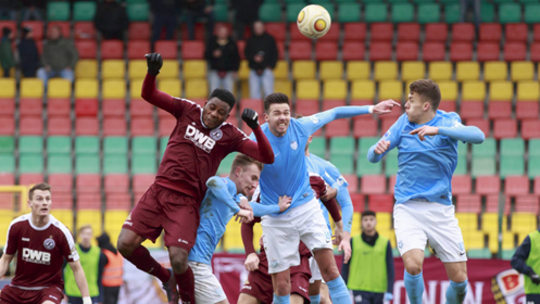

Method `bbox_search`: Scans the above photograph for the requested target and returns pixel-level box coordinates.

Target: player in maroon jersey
[116,53,274,304]
[0,183,92,304]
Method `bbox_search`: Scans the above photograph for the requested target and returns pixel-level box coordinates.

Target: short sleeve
[4,222,19,255]
[58,226,79,262]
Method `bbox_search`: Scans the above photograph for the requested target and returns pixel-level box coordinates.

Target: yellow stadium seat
[77,209,102,233]
[102,79,126,99]
[252,223,263,252]
[486,232,498,253]
[376,212,392,230]
[517,81,540,101]
[142,237,162,249]
[346,61,370,80]
[511,212,537,234]
[274,60,289,79]
[183,60,207,79]
[374,61,398,81]
[438,80,458,101]
[240,79,248,98]
[130,78,143,98]
[428,62,452,81]
[160,60,180,79]
[462,230,484,250]
[238,60,250,80]
[20,78,44,98]
[456,212,478,231]
[102,59,125,79]
[296,80,320,99]
[274,80,292,97]
[0,78,15,98]
[128,60,147,79]
[489,81,513,101]
[0,212,17,247]
[75,79,98,99]
[223,218,243,251]
[185,79,208,98]
[456,61,480,81]
[501,231,516,250]
[104,210,128,231]
[48,79,71,98]
[323,79,347,100]
[481,213,499,234]
[351,212,361,235]
[483,61,507,82]
[51,209,74,232]
[511,61,534,81]
[378,228,394,242]
[378,80,402,100]
[461,81,486,101]
[319,61,343,80]
[351,80,375,101]
[159,79,182,97]
[292,60,316,80]
[401,61,425,82]
[75,59,98,79]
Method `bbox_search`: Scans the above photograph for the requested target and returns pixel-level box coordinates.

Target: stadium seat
[479,23,502,42]
[20,78,43,99]
[19,98,42,117]
[514,196,539,214]
[73,22,95,40]
[452,23,475,42]
[452,175,472,195]
[505,176,530,196]
[525,3,540,23]
[289,41,312,60]
[292,61,316,80]
[19,154,44,174]
[361,175,386,195]
[475,175,500,195]
[47,136,70,154]
[0,21,16,36]
[517,81,539,101]
[450,42,473,61]
[343,23,366,41]
[19,116,43,135]
[75,118,98,135]
[319,61,343,80]
[101,40,123,59]
[102,60,125,79]
[126,1,149,21]
[484,61,507,81]
[493,118,517,139]
[325,119,351,138]
[365,3,387,23]
[489,80,513,101]
[422,42,446,62]
[511,62,534,81]
[378,81,402,100]
[75,79,98,99]
[258,3,281,22]
[456,61,480,81]
[351,80,375,102]
[103,80,126,99]
[75,98,98,118]
[428,62,452,81]
[315,42,338,61]
[75,40,97,59]
[401,61,425,82]
[296,80,320,100]
[396,23,420,42]
[456,194,481,213]
[369,42,392,61]
[370,23,393,42]
[183,60,207,79]
[318,25,340,42]
[323,80,347,100]
[504,43,527,61]
[181,41,205,59]
[47,1,70,21]
[522,120,540,140]
[367,194,393,212]
[417,3,441,24]
[425,23,448,42]
[21,21,43,40]
[48,21,71,38]
[102,117,127,136]
[154,41,178,59]
[488,101,512,120]
[499,3,522,24]
[73,1,96,21]
[461,81,486,101]
[127,40,150,59]
[346,61,369,81]
[184,79,208,99]
[337,3,361,22]
[505,23,528,42]
[47,117,70,135]
[342,41,365,60]
[476,42,500,62]
[128,22,151,40]
[516,102,540,121]
[374,61,398,81]
[353,119,378,138]
[396,42,419,61]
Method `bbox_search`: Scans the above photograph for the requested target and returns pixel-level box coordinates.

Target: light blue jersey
[250,106,371,214]
[188,176,281,265]
[367,111,484,205]
[306,154,354,233]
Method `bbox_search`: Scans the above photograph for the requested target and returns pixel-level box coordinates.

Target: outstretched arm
[236,125,274,164]
[68,260,91,302]
[410,125,485,143]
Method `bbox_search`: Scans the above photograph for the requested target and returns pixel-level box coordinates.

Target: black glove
[145,53,163,76]
[531,273,540,284]
[242,108,259,129]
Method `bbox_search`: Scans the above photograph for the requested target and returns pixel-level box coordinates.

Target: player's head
[28,183,52,217]
[264,93,291,137]
[253,21,265,36]
[405,79,441,123]
[230,154,263,198]
[77,225,93,247]
[203,88,235,129]
[361,210,377,234]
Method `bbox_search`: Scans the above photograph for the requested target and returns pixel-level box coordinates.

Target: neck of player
[32,213,50,228]
[416,111,436,125]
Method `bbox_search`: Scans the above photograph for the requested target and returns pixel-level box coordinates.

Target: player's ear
[264,112,269,121]
[423,101,431,112]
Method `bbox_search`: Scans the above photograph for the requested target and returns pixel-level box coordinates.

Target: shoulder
[49,216,75,245]
[438,110,462,126]
[176,97,200,110]
[7,214,30,232]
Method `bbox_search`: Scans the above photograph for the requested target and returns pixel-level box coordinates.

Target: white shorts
[262,198,333,274]
[188,261,227,303]
[308,256,323,284]
[394,200,467,263]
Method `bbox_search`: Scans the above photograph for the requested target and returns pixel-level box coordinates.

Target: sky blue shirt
[367,111,484,205]
[250,106,371,215]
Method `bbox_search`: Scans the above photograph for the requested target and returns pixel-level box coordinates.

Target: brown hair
[264,93,290,112]
[409,79,441,111]
[78,224,93,235]
[29,183,51,200]
[231,154,263,173]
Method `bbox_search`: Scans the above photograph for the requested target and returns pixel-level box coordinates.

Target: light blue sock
[404,270,424,304]
[446,280,467,304]
[326,276,352,304]
[273,294,290,304]
[309,294,321,304]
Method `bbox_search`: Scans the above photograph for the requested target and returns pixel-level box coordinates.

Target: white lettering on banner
[393,280,484,304]
[184,125,216,153]
[22,248,51,265]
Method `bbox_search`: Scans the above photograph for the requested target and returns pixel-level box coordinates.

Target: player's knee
[117,236,135,257]
[274,278,291,295]
[405,264,423,275]
[169,248,189,273]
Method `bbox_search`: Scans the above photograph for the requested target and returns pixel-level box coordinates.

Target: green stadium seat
[47,136,71,155]
[357,157,382,176]
[444,3,460,23]
[132,154,156,174]
[439,0,459,3]
[103,137,128,155]
[530,139,540,156]
[286,3,305,22]
[0,136,14,153]
[520,0,540,3]
[310,137,326,157]
[0,154,15,173]
[365,3,387,23]
[500,138,525,156]
[125,0,147,2]
[388,0,409,3]
[19,154,44,173]
[75,136,100,155]
[217,152,236,175]
[132,137,157,155]
[337,3,361,22]
[500,156,525,177]
[335,0,357,2]
[528,157,540,178]
[73,1,96,21]
[472,138,496,157]
[19,136,43,154]
[76,155,100,174]
[47,1,70,21]
[417,3,441,24]
[498,3,522,23]
[214,3,229,22]
[330,137,355,156]
[160,137,168,159]
[524,3,540,23]
[103,155,128,174]
[259,3,282,22]
[413,0,437,3]
[455,154,467,175]
[390,3,414,23]
[329,155,354,174]
[471,157,496,177]
[127,2,149,21]
[467,248,492,259]
[501,249,516,260]
[47,154,72,174]
[384,149,398,176]
[480,3,495,22]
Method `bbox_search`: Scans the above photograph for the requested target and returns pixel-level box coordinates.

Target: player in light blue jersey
[250,92,400,304]
[188,154,291,304]
[367,79,485,304]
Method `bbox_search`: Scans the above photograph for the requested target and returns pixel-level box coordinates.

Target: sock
[446,280,467,304]
[126,245,170,283]
[175,266,195,304]
[273,294,290,304]
[326,276,351,304]
[404,270,424,304]
[309,294,321,304]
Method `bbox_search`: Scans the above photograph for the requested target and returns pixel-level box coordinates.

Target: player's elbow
[206,176,221,188]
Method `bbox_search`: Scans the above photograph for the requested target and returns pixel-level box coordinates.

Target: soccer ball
[297,5,332,39]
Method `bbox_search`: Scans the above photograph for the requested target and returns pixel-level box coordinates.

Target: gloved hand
[531,273,540,284]
[144,53,163,76]
[384,292,393,301]
[242,108,259,129]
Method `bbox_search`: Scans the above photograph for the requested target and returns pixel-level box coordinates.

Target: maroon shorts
[122,183,200,250]
[0,285,63,304]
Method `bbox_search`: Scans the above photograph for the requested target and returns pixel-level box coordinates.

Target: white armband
[368,105,374,114]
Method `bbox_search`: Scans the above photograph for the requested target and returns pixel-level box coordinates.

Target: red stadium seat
[47,117,71,135]
[75,99,98,117]
[75,117,99,135]
[397,23,420,42]
[476,175,500,195]
[451,23,475,42]
[102,99,126,118]
[159,116,176,136]
[452,175,472,195]
[48,21,71,38]
[76,174,100,193]
[130,98,154,118]
[19,116,43,135]
[128,22,151,40]
[127,40,151,59]
[104,174,129,194]
[369,42,392,61]
[154,40,178,59]
[343,174,358,193]
[479,23,502,42]
[325,119,350,138]
[370,23,393,41]
[181,41,205,59]
[0,98,14,117]
[449,42,473,61]
[289,23,311,41]
[396,41,419,61]
[422,42,445,62]
[534,24,540,42]
[485,194,511,214]
[103,117,127,136]
[353,118,378,138]
[77,193,102,209]
[19,98,43,117]
[476,42,500,62]
[531,43,540,62]
[493,118,517,139]
[350,193,365,212]
[105,193,131,210]
[361,175,386,194]
[0,173,15,185]
[289,41,312,60]
[133,173,154,193]
[456,194,482,213]
[48,173,73,193]
[504,42,527,61]
[265,23,286,41]
[465,118,490,137]
[505,176,530,196]
[343,23,366,41]
[342,41,365,61]
[535,176,540,195]
[75,40,97,59]
[322,99,346,111]
[439,100,456,112]
[315,42,338,60]
[74,22,96,39]
[52,191,73,209]
[318,24,340,42]
[19,173,44,186]
[425,23,448,42]
[0,116,14,135]
[277,41,285,59]
[488,101,512,119]
[47,98,70,117]
[21,21,44,40]
[380,118,395,134]
[459,101,484,120]
[0,21,16,36]
[295,99,319,116]
[130,117,155,136]
[516,102,540,121]
[367,194,393,212]
[521,119,540,139]
[388,175,396,193]
[514,195,540,214]
[505,23,528,43]
[101,40,124,59]
[239,99,264,122]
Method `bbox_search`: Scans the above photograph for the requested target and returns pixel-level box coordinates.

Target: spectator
[151,0,180,43]
[37,25,77,86]
[205,24,240,93]
[0,0,17,21]
[94,0,129,40]
[232,0,262,40]
[460,0,480,30]
[0,27,15,77]
[244,21,277,99]
[96,232,124,304]
[511,228,540,303]
[20,0,43,21]
[17,26,40,77]
[63,225,106,304]
[183,0,214,41]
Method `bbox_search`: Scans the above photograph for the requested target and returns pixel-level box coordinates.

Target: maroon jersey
[141,74,274,203]
[4,214,78,289]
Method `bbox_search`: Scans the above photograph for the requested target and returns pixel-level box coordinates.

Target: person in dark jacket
[0,27,15,77]
[232,0,262,40]
[244,21,278,99]
[511,229,540,303]
[205,24,239,93]
[151,0,180,43]
[36,25,78,86]
[94,0,129,40]
[17,26,40,78]
[183,0,214,40]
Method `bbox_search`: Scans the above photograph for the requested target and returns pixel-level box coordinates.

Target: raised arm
[68,260,92,304]
[206,177,241,213]
[236,109,274,164]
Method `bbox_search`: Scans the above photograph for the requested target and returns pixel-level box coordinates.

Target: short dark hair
[409,79,441,111]
[231,154,263,174]
[361,210,376,218]
[209,88,236,111]
[29,183,51,199]
[264,93,290,112]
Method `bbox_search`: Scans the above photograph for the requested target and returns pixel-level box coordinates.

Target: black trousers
[103,286,121,304]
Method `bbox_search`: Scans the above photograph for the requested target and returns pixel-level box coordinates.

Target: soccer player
[116,53,274,304]
[251,92,399,304]
[367,79,485,304]
[0,183,92,304]
[187,154,290,303]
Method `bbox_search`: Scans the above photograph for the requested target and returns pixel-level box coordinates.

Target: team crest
[290,141,298,150]
[43,237,55,250]
[210,129,223,141]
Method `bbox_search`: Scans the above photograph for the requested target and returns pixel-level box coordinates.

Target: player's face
[265,103,291,137]
[28,190,52,217]
[235,163,261,197]
[361,215,377,234]
[405,91,430,124]
[202,97,231,129]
